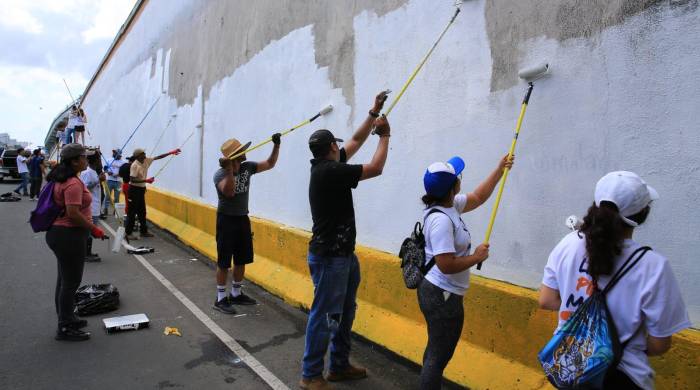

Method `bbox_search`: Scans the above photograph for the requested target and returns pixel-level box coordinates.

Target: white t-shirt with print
[542,232,691,390]
[106,158,125,182]
[66,113,78,129]
[423,194,472,296]
[16,155,28,174]
[80,167,101,217]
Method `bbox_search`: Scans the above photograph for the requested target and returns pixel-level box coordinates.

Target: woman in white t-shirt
[417,154,513,389]
[539,171,691,389]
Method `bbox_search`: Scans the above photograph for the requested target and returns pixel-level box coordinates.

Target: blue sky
[0,0,137,147]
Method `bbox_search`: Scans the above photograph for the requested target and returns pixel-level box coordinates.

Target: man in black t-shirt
[301,92,391,389]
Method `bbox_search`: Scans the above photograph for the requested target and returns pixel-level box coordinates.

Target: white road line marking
[100,221,290,390]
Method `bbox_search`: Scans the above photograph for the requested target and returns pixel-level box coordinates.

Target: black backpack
[399,209,453,289]
[118,162,131,183]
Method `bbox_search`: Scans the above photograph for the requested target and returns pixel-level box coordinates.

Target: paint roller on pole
[62,78,91,137]
[477,63,550,270]
[228,104,334,160]
[371,3,463,134]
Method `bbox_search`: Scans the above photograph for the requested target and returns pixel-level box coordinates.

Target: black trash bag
[74,284,120,316]
[0,192,20,202]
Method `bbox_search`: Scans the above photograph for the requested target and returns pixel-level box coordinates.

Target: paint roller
[229,104,334,160]
[477,63,550,270]
[150,114,178,154]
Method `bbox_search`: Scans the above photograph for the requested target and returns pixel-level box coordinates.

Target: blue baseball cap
[423,157,465,198]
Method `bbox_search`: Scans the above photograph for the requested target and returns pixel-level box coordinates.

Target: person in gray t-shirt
[211,134,281,314]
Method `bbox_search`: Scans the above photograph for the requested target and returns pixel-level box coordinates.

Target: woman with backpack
[539,171,690,389]
[418,154,513,389]
[44,143,106,341]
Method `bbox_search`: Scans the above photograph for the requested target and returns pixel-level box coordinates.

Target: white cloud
[1,2,44,34]
[0,0,137,145]
[82,0,136,44]
[0,64,88,145]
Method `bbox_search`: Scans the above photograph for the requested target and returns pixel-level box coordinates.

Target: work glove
[91,226,106,240]
[169,148,181,156]
[145,177,155,184]
[272,133,281,145]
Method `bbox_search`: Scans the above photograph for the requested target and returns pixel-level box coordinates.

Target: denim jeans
[302,253,360,379]
[14,172,29,195]
[103,180,121,213]
[64,128,75,144]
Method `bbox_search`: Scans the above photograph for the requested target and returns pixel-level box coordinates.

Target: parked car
[0,148,20,181]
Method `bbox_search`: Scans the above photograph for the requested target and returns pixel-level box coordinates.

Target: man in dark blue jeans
[301,92,391,390]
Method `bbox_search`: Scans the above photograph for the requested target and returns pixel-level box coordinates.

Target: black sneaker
[213,298,238,314]
[85,254,101,262]
[56,326,90,341]
[229,293,257,305]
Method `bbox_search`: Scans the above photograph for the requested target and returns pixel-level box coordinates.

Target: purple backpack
[29,181,64,232]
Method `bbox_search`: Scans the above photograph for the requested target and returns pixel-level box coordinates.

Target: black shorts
[74,125,85,132]
[216,213,254,269]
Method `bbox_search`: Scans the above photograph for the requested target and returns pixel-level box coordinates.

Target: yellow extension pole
[228,104,334,161]
[372,6,461,132]
[230,118,311,160]
[478,83,534,270]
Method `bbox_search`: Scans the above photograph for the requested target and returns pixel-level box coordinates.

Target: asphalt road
[0,182,462,390]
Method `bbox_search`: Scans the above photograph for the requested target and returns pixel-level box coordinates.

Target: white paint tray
[103,313,150,333]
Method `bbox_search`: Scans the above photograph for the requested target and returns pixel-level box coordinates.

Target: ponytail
[579,202,626,278]
[579,201,651,278]
[46,157,79,183]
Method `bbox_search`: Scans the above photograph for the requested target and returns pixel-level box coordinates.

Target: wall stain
[134,0,409,109]
[484,0,696,91]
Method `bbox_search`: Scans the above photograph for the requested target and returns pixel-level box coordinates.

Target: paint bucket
[111,226,125,253]
[114,203,126,221]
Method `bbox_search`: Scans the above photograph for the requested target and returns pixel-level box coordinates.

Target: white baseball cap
[594,171,659,227]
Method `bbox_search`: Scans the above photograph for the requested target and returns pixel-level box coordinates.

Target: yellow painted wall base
[145,187,699,389]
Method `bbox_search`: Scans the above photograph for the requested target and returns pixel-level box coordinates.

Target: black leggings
[46,226,88,327]
[417,279,464,390]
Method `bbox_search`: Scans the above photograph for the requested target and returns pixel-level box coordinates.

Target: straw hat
[221,138,251,159]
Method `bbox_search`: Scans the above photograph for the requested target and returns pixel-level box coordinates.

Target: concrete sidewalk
[0,182,461,390]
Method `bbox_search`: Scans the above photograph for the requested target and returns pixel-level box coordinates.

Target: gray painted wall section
[80,0,700,325]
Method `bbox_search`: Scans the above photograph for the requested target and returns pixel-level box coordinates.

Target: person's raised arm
[217,158,240,198]
[359,116,391,181]
[344,91,389,160]
[462,155,515,213]
[256,133,281,173]
[153,148,181,161]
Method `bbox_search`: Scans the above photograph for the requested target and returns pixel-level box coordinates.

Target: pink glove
[145,177,155,184]
[169,148,181,156]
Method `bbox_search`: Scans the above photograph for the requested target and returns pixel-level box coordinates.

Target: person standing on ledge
[300,91,390,390]
[125,147,180,240]
[212,134,281,315]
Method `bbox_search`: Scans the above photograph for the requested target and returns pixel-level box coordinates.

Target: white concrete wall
[81,0,700,325]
